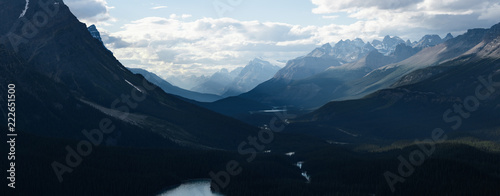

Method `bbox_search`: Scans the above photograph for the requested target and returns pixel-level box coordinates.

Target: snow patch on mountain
[371,36,406,55]
[296,161,304,169]
[19,0,29,18]
[301,172,311,182]
[125,80,144,93]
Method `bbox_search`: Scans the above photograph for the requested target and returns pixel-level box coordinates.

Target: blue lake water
[158,180,224,196]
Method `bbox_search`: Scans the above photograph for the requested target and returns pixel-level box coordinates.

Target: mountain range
[237,33,457,109]
[190,67,243,95]
[222,58,281,97]
[202,35,433,120]
[2,0,500,195]
[190,58,281,96]
[371,35,406,55]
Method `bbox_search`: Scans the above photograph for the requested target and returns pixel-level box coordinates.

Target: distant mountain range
[160,33,456,99]
[234,35,435,109]
[273,39,376,81]
[201,22,500,147]
[190,67,242,95]
[222,58,281,97]
[412,33,454,48]
[189,58,281,96]
[233,33,456,108]
[371,35,406,55]
[89,23,455,102]
[201,24,500,130]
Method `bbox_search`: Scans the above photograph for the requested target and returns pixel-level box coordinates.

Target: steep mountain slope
[0,0,257,150]
[289,56,500,144]
[238,44,418,109]
[273,53,341,81]
[338,25,495,101]
[129,68,222,102]
[274,39,375,81]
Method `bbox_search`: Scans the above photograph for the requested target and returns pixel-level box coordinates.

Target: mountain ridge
[0,0,258,150]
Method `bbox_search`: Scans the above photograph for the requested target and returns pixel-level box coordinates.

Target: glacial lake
[158,180,224,196]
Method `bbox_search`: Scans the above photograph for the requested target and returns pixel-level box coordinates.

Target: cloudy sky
[64,0,500,78]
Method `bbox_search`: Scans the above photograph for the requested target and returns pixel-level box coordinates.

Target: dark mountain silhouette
[0,0,258,150]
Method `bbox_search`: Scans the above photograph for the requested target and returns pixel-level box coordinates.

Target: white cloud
[181,14,192,19]
[312,0,421,13]
[64,0,114,25]
[312,0,500,40]
[105,17,320,77]
[322,15,339,20]
[151,6,168,10]
[168,14,192,20]
[479,3,500,20]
